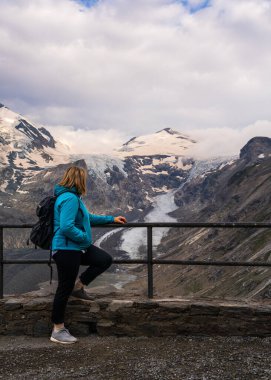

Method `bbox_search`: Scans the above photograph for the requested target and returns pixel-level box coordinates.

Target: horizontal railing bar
[152,259,271,267]
[1,222,271,228]
[3,260,55,264]
[2,259,147,264]
[3,259,271,267]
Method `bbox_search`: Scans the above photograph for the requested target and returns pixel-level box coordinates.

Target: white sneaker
[50,327,78,344]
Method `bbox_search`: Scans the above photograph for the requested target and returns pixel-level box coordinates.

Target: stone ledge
[1,293,271,337]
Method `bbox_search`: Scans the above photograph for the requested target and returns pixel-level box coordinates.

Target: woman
[50,165,127,344]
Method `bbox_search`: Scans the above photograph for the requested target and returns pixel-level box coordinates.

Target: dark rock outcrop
[15,119,56,149]
[240,136,271,163]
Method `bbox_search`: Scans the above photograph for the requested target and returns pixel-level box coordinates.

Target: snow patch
[119,189,179,259]
[3,117,15,124]
[0,180,9,192]
[141,169,169,175]
[185,229,208,245]
[151,185,170,193]
[218,160,235,170]
[188,156,238,181]
[71,153,127,181]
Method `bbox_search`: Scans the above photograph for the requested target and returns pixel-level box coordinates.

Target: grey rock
[33,320,51,336]
[24,299,51,311]
[4,299,23,311]
[107,300,134,312]
[68,322,90,336]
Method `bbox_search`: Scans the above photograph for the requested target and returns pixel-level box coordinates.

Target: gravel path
[0,335,271,379]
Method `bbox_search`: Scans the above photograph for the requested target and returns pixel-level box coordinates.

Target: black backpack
[26,191,81,284]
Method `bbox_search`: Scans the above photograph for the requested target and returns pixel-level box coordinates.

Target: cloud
[46,119,271,158]
[45,124,128,155]
[189,120,271,159]
[1,0,271,140]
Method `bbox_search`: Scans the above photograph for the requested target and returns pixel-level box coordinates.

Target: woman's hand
[114,216,127,224]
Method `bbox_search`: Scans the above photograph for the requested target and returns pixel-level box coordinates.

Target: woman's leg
[51,250,81,326]
[79,244,113,286]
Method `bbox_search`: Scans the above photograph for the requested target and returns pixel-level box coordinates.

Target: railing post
[147,226,153,298]
[0,227,3,299]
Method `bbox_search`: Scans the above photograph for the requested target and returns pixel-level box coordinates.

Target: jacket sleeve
[88,213,114,225]
[59,195,87,242]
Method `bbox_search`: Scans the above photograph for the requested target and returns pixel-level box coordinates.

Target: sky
[1,0,271,157]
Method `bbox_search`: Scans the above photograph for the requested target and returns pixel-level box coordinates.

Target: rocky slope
[131,137,271,300]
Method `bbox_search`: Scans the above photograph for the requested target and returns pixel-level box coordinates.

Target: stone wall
[1,294,271,337]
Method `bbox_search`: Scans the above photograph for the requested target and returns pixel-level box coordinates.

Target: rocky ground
[0,335,271,379]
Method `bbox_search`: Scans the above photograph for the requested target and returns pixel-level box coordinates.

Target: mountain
[0,104,231,212]
[0,104,237,295]
[109,128,198,193]
[113,127,197,157]
[0,103,70,194]
[0,105,233,243]
[126,136,271,301]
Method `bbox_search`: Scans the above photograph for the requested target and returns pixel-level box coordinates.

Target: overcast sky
[1,0,271,157]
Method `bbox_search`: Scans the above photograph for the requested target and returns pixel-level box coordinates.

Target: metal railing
[1,222,271,299]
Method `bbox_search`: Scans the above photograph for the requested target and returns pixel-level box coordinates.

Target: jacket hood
[54,184,80,197]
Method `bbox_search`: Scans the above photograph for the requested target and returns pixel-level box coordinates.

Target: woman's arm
[88,213,127,225]
[88,212,115,225]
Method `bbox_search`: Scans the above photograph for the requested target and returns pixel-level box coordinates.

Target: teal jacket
[51,184,115,251]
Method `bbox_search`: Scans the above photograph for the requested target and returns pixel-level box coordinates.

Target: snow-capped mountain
[107,127,197,194]
[0,103,70,193]
[0,103,233,236]
[70,130,235,259]
[113,127,197,157]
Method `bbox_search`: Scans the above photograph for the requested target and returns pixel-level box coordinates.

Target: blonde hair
[59,166,87,196]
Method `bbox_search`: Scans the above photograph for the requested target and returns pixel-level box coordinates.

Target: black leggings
[51,244,113,324]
